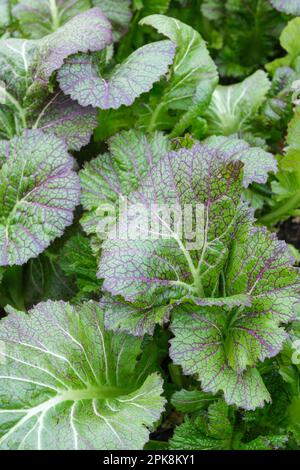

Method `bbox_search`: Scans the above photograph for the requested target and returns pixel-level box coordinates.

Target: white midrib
[0,385,129,447]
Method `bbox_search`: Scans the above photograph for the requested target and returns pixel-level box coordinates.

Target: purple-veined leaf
[169,223,300,410]
[58,40,176,109]
[0,130,80,266]
[99,137,276,311]
[33,93,98,151]
[170,305,272,410]
[99,140,245,317]
[0,301,166,449]
[202,136,276,187]
[34,7,113,82]
[100,293,172,336]
[270,0,300,15]
[80,130,171,237]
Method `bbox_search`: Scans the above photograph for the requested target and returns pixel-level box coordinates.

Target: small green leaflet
[204,70,271,136]
[0,301,166,450]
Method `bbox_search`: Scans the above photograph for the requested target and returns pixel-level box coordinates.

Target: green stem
[260,190,300,226]
[49,0,60,31]
[1,88,27,129]
[147,102,165,133]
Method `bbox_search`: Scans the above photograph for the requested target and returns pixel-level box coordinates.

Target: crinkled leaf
[239,435,288,450]
[12,0,91,38]
[204,70,271,136]
[170,400,232,450]
[201,136,276,187]
[170,306,272,410]
[80,130,171,236]
[139,14,218,132]
[225,225,300,325]
[270,0,300,15]
[34,7,113,81]
[58,40,176,109]
[0,130,80,266]
[0,301,166,449]
[99,137,277,325]
[170,223,299,409]
[33,93,98,151]
[100,293,171,336]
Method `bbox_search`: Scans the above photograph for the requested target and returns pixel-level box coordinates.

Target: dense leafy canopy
[0,0,300,451]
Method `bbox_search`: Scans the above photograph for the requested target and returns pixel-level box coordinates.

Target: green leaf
[58,40,176,109]
[139,14,218,132]
[93,0,132,40]
[0,301,166,449]
[267,18,300,74]
[170,400,233,450]
[281,107,300,171]
[58,233,102,300]
[0,130,80,266]
[34,7,113,81]
[12,0,91,38]
[80,130,171,237]
[239,435,288,450]
[204,70,271,136]
[171,389,216,413]
[99,137,276,315]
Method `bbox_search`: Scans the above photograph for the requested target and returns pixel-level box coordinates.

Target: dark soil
[278,217,300,251]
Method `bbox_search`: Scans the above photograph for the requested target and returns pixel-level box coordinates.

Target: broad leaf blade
[0,130,80,266]
[80,130,171,236]
[204,70,271,136]
[170,305,272,410]
[58,40,176,109]
[34,7,113,81]
[13,0,91,38]
[34,93,98,151]
[0,301,166,449]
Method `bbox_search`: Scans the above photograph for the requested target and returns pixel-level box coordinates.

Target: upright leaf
[204,70,271,136]
[139,14,218,132]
